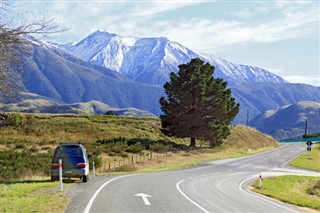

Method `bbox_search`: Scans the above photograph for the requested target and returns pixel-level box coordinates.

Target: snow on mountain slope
[59,30,288,86]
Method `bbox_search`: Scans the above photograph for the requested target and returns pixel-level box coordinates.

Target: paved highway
[66,143,320,213]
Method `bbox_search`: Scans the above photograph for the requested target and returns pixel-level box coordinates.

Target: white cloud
[129,1,201,17]
[284,75,320,86]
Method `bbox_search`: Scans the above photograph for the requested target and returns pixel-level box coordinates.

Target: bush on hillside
[0,150,51,181]
[6,113,22,127]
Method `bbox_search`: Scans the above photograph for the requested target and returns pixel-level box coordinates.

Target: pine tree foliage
[160,58,240,147]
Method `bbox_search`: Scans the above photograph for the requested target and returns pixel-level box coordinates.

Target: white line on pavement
[176,179,210,213]
[84,174,136,213]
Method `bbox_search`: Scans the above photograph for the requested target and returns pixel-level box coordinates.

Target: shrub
[149,143,172,153]
[120,153,129,158]
[0,150,51,181]
[125,143,144,154]
[29,147,39,153]
[307,180,320,196]
[15,144,26,149]
[112,165,136,172]
[89,155,102,170]
[6,113,22,127]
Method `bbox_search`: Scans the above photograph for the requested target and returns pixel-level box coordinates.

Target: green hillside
[0,113,278,181]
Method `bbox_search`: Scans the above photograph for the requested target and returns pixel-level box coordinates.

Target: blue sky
[10,0,320,86]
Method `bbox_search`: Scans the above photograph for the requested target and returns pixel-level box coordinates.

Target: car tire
[82,175,88,182]
[51,176,58,182]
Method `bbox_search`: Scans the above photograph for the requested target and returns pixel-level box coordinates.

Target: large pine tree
[160,58,240,147]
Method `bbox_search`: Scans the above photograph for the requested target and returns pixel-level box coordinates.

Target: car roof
[58,142,84,147]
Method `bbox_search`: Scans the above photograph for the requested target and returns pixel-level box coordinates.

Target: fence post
[132,155,134,164]
[59,159,63,191]
[92,162,96,176]
[109,163,111,171]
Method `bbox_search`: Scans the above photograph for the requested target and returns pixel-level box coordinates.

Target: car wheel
[51,176,57,182]
[82,175,88,182]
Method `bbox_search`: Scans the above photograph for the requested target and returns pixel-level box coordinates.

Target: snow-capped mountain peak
[59,30,288,86]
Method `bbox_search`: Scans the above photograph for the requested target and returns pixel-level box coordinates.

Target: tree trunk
[189,137,196,147]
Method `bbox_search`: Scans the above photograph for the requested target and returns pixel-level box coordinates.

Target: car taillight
[51,163,60,169]
[76,163,86,168]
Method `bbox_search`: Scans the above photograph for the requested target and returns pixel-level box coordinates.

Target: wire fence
[95,151,185,173]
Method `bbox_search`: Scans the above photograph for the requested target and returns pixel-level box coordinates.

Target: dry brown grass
[1,114,279,175]
[95,125,279,174]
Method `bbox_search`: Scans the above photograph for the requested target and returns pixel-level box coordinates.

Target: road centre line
[84,174,136,213]
[238,175,300,213]
[176,179,210,213]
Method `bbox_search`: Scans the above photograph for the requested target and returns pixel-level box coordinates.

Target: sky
[7,0,320,86]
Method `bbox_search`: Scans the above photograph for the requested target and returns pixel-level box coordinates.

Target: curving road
[66,143,320,213]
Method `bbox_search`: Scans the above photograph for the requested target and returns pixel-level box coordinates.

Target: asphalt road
[66,143,320,213]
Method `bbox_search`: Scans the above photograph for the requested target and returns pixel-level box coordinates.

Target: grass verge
[290,144,320,171]
[252,176,320,211]
[0,178,69,212]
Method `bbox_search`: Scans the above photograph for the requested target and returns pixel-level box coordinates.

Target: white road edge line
[176,179,210,213]
[84,174,136,213]
[281,150,305,167]
[239,176,300,213]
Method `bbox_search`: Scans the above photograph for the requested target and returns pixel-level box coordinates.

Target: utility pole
[246,110,249,127]
[304,119,308,136]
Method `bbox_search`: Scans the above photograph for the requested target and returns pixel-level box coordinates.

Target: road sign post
[259,174,262,189]
[306,141,313,146]
[306,141,313,159]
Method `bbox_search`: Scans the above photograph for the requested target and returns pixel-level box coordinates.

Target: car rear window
[56,145,83,157]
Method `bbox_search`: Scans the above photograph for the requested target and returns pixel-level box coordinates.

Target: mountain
[0,98,156,117]
[249,101,320,140]
[59,30,288,86]
[19,39,164,115]
[7,35,319,128]
[230,83,320,123]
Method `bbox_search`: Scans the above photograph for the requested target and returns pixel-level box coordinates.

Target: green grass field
[252,176,320,210]
[0,179,69,213]
[251,144,320,211]
[291,144,320,171]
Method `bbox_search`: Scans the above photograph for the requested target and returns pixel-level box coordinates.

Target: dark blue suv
[51,143,90,182]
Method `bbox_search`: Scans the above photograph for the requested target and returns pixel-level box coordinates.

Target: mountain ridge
[249,101,320,139]
[59,30,288,86]
[4,34,318,140]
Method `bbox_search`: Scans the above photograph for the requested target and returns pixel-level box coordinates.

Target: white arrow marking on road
[135,193,152,206]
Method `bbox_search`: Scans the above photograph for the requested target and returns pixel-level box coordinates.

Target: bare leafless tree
[0,0,64,100]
